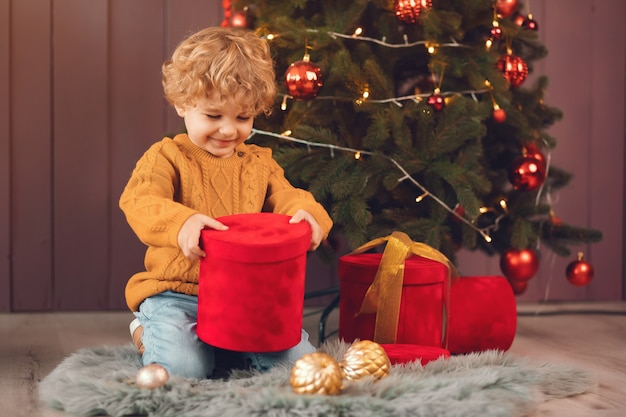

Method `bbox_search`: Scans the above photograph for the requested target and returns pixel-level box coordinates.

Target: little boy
[119,27,333,379]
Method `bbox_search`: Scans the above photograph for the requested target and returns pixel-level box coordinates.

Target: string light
[249,128,495,243]
[270,27,491,109]
[314,28,470,50]
[254,27,510,244]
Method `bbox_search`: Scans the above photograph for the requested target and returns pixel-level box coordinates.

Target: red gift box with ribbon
[197,213,311,352]
[338,232,458,348]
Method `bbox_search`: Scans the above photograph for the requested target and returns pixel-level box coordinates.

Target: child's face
[175,94,254,158]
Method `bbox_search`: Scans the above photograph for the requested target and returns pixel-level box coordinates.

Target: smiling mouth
[212,139,233,146]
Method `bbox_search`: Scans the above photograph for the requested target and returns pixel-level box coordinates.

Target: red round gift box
[447,276,517,354]
[197,213,311,352]
[338,253,449,348]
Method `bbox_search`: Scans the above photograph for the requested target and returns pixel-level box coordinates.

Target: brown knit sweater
[120,133,333,312]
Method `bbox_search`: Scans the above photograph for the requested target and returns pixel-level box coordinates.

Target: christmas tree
[229,0,601,289]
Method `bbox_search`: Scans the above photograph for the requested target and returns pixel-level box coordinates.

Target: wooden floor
[1,302,625,417]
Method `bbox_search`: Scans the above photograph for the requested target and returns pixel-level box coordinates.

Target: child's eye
[205,114,221,119]
[237,116,252,121]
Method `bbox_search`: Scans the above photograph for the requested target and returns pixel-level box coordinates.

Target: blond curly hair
[162,27,277,116]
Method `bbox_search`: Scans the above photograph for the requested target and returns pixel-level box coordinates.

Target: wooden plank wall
[2,0,223,311]
[0,0,9,311]
[0,0,624,311]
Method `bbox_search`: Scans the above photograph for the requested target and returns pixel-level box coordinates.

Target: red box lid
[201,213,311,263]
[339,253,447,285]
[381,344,450,365]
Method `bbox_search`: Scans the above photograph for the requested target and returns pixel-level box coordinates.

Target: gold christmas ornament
[135,363,169,389]
[341,340,391,381]
[290,352,344,395]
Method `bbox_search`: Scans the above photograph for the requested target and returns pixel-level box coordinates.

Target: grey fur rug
[39,340,595,417]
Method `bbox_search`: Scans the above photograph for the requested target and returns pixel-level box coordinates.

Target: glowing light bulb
[415,192,429,203]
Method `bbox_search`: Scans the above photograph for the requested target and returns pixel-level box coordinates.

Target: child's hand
[289,210,324,251]
[178,213,228,261]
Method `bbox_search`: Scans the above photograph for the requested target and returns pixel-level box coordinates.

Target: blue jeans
[134,291,316,378]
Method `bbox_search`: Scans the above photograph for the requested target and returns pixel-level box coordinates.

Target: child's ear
[174,105,186,117]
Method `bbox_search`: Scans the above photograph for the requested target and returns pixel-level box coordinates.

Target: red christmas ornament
[496,53,528,88]
[523,14,539,31]
[450,204,465,223]
[394,0,433,24]
[490,26,503,40]
[221,0,233,27]
[508,279,528,295]
[500,248,539,281]
[492,107,507,123]
[523,143,546,171]
[513,12,526,26]
[427,92,445,111]
[230,11,248,28]
[566,252,594,286]
[495,0,519,18]
[284,58,323,101]
[509,155,546,191]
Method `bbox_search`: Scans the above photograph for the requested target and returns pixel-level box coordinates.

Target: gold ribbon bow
[350,231,459,344]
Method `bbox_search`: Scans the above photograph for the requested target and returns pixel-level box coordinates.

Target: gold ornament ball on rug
[135,363,169,389]
[290,352,344,395]
[341,340,391,381]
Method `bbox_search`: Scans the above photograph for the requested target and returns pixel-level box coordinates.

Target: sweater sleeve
[262,156,333,239]
[119,140,197,248]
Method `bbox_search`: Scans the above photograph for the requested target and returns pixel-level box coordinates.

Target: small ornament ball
[500,248,539,282]
[284,59,324,101]
[490,26,503,40]
[492,107,507,123]
[230,11,248,28]
[523,143,547,171]
[566,252,594,286]
[136,363,169,389]
[290,352,344,395]
[509,155,546,191]
[341,340,391,381]
[495,0,519,18]
[523,15,539,31]
[427,93,445,111]
[394,0,432,24]
[508,279,528,295]
[513,12,526,26]
[496,53,528,88]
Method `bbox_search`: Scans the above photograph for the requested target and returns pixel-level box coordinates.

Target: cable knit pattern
[120,133,333,311]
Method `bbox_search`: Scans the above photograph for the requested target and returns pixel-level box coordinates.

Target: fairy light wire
[249,128,492,242]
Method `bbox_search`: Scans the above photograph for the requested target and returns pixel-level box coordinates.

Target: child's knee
[144,344,215,379]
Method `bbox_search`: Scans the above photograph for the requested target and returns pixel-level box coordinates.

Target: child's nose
[219,122,236,137]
